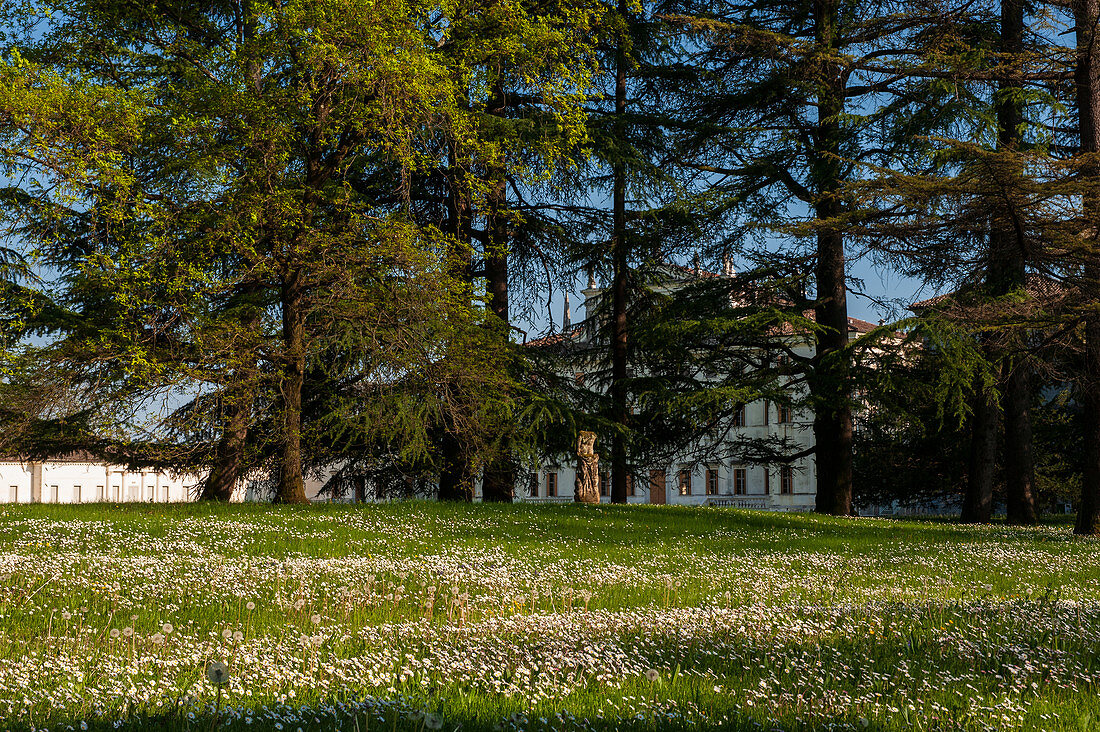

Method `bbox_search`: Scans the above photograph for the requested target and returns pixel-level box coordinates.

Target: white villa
[491,402,820,511]
[0,452,205,504]
[474,264,882,512]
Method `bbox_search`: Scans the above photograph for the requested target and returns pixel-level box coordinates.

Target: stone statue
[574,430,600,504]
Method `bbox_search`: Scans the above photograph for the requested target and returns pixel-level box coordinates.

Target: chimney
[693,252,700,277]
[564,293,571,329]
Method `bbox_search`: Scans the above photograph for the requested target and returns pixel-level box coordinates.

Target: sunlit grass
[0,501,1096,731]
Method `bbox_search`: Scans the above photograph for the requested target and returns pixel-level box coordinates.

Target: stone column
[30,463,42,503]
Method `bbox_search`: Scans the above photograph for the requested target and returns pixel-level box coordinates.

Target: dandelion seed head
[205,661,229,687]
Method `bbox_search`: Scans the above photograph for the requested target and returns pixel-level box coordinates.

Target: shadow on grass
[0,695,1039,732]
[17,691,1100,732]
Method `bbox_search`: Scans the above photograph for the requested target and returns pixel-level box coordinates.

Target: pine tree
[662,0,969,514]
[1071,0,1100,534]
[0,0,584,500]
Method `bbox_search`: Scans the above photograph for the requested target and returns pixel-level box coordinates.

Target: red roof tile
[910,274,1066,310]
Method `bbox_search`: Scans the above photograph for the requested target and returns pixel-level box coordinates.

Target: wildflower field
[1,503,1097,732]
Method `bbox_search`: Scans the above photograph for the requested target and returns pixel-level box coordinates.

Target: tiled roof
[910,273,1066,311]
[661,262,722,279]
[847,317,880,334]
[527,327,583,349]
[0,450,103,464]
[526,315,884,348]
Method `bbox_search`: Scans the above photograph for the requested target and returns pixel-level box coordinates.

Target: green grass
[0,501,1097,731]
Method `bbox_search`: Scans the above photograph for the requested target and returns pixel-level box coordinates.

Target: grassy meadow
[0,502,1097,731]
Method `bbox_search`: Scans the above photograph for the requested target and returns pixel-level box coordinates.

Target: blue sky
[517,258,931,339]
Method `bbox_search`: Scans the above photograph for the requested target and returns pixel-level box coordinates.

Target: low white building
[0,453,205,504]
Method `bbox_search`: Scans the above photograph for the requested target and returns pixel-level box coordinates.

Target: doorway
[649,469,666,505]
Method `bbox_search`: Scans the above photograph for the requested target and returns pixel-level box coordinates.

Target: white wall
[0,460,202,504]
[500,450,814,511]
[0,463,32,503]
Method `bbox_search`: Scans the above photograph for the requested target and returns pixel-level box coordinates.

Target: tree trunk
[276,269,309,504]
[481,206,514,501]
[993,0,1038,525]
[482,79,515,504]
[481,462,514,503]
[438,428,474,501]
[1078,318,1100,534]
[438,144,474,502]
[810,0,852,516]
[811,226,854,516]
[199,392,250,501]
[609,0,630,505]
[1002,360,1038,523]
[1074,0,1100,534]
[962,382,997,522]
[201,283,260,502]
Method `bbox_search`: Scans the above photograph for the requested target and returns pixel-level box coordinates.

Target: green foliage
[0,0,598,490]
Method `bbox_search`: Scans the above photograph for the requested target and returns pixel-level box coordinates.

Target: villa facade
[476,265,883,511]
[0,453,206,504]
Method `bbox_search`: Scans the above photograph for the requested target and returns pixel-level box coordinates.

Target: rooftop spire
[563,293,571,329]
[722,254,736,277]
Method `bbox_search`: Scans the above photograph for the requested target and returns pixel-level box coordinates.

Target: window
[733,469,747,495]
[762,400,769,425]
[96,485,105,501]
[678,469,692,496]
[49,485,59,503]
[627,474,635,497]
[733,403,745,427]
[528,472,539,498]
[162,484,170,502]
[546,472,558,498]
[705,468,719,496]
[73,485,82,503]
[763,469,770,495]
[4,486,15,503]
[777,404,792,423]
[781,466,794,494]
[599,474,610,497]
